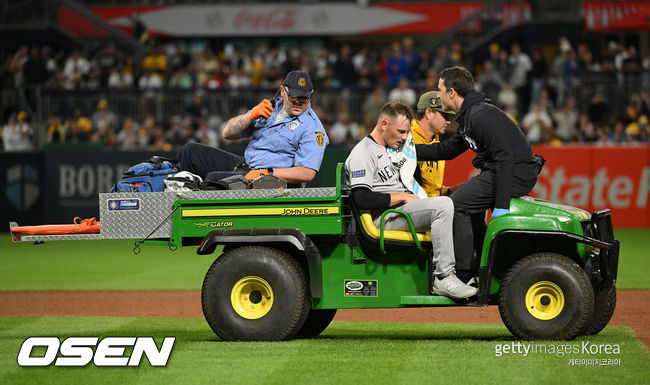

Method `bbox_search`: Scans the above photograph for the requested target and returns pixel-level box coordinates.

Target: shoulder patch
[314,130,325,146]
[351,170,366,178]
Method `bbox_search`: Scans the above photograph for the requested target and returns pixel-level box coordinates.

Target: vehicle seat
[358,211,431,243]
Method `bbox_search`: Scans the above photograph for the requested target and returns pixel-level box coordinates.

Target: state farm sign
[443,145,650,227]
[534,166,650,209]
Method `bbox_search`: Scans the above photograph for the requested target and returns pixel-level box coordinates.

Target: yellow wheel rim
[230,276,274,319]
[525,281,564,320]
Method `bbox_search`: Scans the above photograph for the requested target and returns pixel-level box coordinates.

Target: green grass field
[1,229,648,290]
[0,317,648,385]
[1,230,648,384]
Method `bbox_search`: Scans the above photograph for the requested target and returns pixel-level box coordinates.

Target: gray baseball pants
[373,196,455,276]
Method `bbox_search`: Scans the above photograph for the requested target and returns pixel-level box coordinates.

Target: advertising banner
[444,145,650,227]
[57,2,530,37]
[584,1,650,31]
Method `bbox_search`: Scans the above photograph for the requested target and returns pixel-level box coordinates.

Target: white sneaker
[432,273,478,299]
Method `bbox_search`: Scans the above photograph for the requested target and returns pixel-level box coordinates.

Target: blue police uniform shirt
[244,98,329,171]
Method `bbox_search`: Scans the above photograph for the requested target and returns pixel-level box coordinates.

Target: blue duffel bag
[110,156,179,192]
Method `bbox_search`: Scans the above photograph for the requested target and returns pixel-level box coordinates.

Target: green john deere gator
[10,163,619,342]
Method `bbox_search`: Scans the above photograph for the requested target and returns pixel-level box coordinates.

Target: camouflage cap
[416,91,456,115]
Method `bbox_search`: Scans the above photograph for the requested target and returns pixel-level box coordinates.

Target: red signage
[584,1,650,31]
[233,9,296,31]
[444,145,650,228]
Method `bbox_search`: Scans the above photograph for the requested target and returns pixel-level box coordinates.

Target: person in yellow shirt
[412,91,457,197]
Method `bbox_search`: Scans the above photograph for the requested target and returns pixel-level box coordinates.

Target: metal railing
[37,71,649,119]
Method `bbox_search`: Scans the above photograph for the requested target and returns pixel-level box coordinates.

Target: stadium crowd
[1,36,649,152]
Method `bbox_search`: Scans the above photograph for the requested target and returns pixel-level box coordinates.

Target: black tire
[498,252,594,340]
[201,246,310,341]
[580,282,617,336]
[296,309,337,338]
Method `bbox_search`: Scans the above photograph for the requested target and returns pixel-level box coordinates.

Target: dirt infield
[1,290,647,347]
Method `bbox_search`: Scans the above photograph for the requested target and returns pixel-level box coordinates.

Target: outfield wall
[1,145,649,228]
[442,145,650,228]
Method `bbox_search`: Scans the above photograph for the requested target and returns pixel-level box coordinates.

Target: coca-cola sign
[234,9,296,31]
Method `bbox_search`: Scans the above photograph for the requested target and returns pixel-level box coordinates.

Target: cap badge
[297,78,306,87]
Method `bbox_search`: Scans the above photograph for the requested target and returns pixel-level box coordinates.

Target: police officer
[177,70,329,185]
[416,66,543,283]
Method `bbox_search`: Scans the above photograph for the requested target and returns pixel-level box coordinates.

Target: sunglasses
[283,87,310,105]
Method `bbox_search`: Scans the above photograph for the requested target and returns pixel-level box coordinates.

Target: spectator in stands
[202,68,224,89]
[508,43,532,118]
[2,112,33,151]
[553,97,579,142]
[95,41,124,88]
[107,64,133,89]
[149,121,172,151]
[329,111,357,146]
[476,60,504,102]
[91,99,120,135]
[522,103,552,143]
[227,65,252,89]
[84,66,103,89]
[167,41,191,72]
[497,81,518,118]
[63,50,90,89]
[607,121,630,144]
[196,49,220,87]
[23,47,49,89]
[138,67,163,117]
[352,46,368,75]
[22,47,49,112]
[333,44,356,87]
[249,45,267,87]
[402,37,421,82]
[142,45,167,80]
[587,93,610,128]
[137,115,155,149]
[9,46,29,90]
[194,120,219,148]
[550,37,572,106]
[168,67,193,89]
[386,42,410,87]
[597,41,615,71]
[185,89,208,124]
[131,13,149,43]
[576,113,599,143]
[388,77,416,108]
[64,116,89,144]
[116,118,138,150]
[46,115,65,144]
[626,115,649,142]
[432,44,455,74]
[529,47,548,110]
[363,85,386,127]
